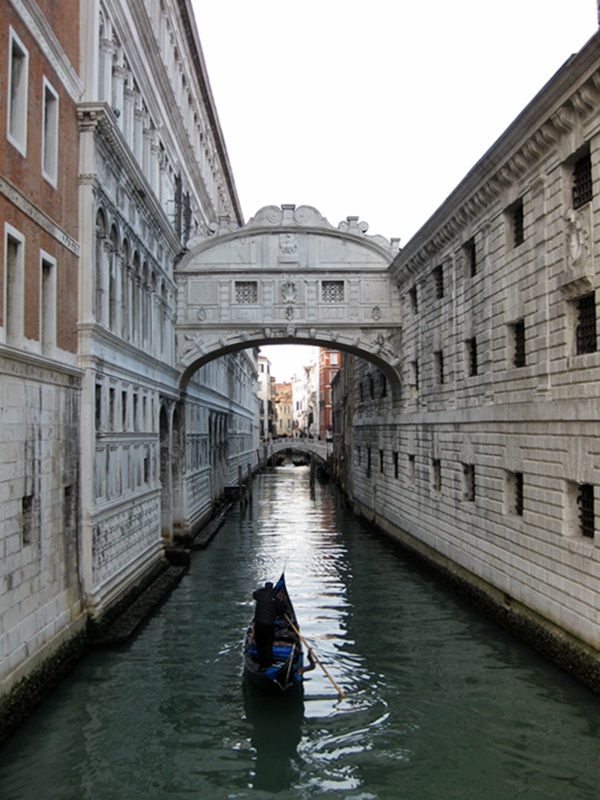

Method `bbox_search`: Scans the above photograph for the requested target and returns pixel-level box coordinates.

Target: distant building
[257,355,275,440]
[274,382,293,437]
[319,348,341,441]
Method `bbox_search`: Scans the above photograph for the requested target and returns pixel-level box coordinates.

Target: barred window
[512,200,524,247]
[433,265,444,299]
[514,472,524,516]
[578,483,595,538]
[463,463,475,501]
[464,237,477,277]
[432,459,441,492]
[322,280,344,303]
[467,337,478,376]
[235,281,258,304]
[435,350,444,385]
[576,293,597,355]
[572,150,592,210]
[513,320,526,367]
[409,285,418,313]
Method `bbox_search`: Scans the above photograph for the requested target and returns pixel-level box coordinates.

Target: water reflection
[243,678,304,792]
[0,467,598,800]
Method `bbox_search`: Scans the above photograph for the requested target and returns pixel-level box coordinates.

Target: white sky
[190,0,597,381]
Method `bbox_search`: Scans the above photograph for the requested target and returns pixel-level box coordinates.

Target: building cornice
[392,30,600,281]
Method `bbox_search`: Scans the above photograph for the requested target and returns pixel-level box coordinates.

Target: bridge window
[322,280,344,303]
[235,281,258,304]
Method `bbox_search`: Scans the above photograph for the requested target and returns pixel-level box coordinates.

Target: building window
[575,293,597,354]
[506,471,524,516]
[40,252,56,355]
[407,453,416,483]
[572,148,592,210]
[393,451,399,479]
[4,225,25,346]
[434,350,444,385]
[432,458,441,492]
[322,280,344,303]
[512,320,526,367]
[578,483,595,538]
[411,359,419,391]
[366,447,372,476]
[379,449,384,474]
[41,78,59,185]
[7,28,29,155]
[463,463,475,502]
[464,237,477,277]
[409,285,418,313]
[467,337,478,376]
[509,199,524,247]
[22,494,35,545]
[433,265,444,299]
[235,281,258,304]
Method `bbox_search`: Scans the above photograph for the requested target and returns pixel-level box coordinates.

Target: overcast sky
[190,1,597,381]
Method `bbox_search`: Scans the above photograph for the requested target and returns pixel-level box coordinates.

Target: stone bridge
[175,204,402,392]
[262,437,331,463]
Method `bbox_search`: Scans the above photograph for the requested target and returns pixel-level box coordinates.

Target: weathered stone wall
[348,32,600,663]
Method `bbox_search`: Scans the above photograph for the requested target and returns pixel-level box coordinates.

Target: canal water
[0,468,598,799]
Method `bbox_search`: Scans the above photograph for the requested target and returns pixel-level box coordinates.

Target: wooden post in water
[310,454,316,490]
[238,465,243,505]
[247,464,253,503]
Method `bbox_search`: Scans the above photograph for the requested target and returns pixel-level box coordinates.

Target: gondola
[243,573,309,692]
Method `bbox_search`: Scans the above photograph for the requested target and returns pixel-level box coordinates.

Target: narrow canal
[1,468,598,799]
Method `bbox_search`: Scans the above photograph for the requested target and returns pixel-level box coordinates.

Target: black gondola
[243,574,308,692]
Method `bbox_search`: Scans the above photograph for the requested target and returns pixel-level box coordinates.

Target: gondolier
[252,581,285,667]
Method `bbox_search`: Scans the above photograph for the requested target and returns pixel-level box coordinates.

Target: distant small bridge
[262,437,331,464]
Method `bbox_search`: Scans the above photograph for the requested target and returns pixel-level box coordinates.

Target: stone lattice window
[463,463,475,501]
[572,149,593,210]
[576,293,597,354]
[578,483,595,538]
[235,281,258,304]
[433,265,444,299]
[321,280,344,303]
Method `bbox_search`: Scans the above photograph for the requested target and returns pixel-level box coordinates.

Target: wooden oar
[286,616,345,699]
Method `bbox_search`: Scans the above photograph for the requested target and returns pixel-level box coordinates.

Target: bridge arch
[174,205,403,393]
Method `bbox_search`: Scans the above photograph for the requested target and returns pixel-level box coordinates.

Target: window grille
[576,293,597,354]
[578,483,595,538]
[513,200,524,247]
[463,463,475,501]
[467,337,478,376]
[572,151,593,209]
[464,237,476,276]
[322,280,344,303]
[433,266,444,299]
[409,285,418,313]
[235,281,258,304]
[514,472,524,516]
[435,350,444,384]
[513,320,526,367]
[432,459,441,492]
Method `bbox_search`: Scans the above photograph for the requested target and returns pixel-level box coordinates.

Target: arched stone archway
[175,205,402,392]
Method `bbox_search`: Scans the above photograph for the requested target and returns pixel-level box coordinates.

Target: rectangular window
[575,293,597,354]
[463,463,475,502]
[572,148,592,210]
[467,337,478,376]
[464,237,477,277]
[433,265,444,299]
[434,350,444,385]
[4,226,25,346]
[407,453,415,483]
[366,446,372,476]
[235,281,258,304]
[511,200,524,247]
[41,78,59,185]
[432,458,441,492]
[95,383,103,431]
[507,471,524,516]
[379,449,384,474]
[22,494,34,545]
[411,359,419,391]
[40,252,56,355]
[578,483,595,538]
[8,28,29,155]
[322,280,344,303]
[393,451,399,479]
[409,285,418,313]
[513,320,526,367]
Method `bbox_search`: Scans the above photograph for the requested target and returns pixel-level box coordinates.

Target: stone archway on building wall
[174,205,403,390]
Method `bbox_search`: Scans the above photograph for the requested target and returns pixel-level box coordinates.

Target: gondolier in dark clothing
[252,581,285,668]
